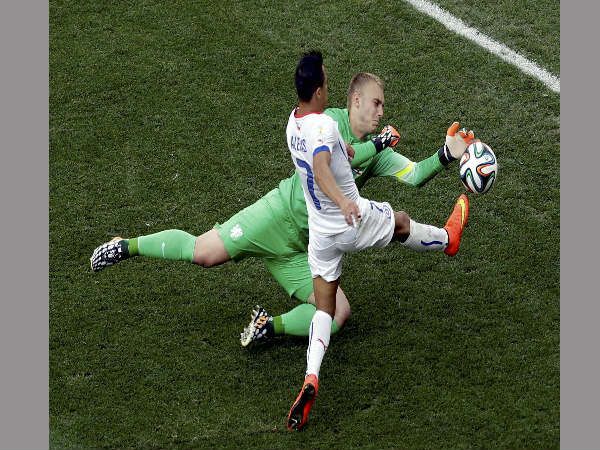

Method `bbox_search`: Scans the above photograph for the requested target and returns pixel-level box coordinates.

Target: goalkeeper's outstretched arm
[371,121,476,187]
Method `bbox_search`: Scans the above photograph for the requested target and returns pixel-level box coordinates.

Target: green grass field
[50,0,559,448]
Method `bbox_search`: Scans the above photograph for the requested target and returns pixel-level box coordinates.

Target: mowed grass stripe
[404,0,559,92]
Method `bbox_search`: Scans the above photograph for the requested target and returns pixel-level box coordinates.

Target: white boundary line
[404,0,560,93]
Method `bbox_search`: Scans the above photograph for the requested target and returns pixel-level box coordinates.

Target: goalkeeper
[90,72,474,345]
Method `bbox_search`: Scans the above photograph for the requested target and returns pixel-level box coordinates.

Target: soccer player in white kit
[285,51,470,431]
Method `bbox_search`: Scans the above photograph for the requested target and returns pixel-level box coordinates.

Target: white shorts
[308,197,395,282]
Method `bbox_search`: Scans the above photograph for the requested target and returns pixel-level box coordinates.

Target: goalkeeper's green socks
[126,229,196,262]
[272,303,340,336]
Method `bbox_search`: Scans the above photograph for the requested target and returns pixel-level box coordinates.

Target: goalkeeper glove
[438,121,475,166]
[371,125,400,153]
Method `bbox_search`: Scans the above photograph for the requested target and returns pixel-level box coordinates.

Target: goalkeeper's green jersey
[277,107,445,235]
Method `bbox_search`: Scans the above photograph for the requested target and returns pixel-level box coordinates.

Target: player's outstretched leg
[90,237,129,272]
[90,229,199,272]
[287,374,319,431]
[240,305,274,347]
[443,194,469,256]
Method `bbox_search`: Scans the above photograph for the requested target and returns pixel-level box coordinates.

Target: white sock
[305,310,332,379]
[402,219,448,252]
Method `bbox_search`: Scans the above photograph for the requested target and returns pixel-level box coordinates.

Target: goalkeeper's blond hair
[346,72,385,110]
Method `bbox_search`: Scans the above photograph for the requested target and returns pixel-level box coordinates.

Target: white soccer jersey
[286,108,359,235]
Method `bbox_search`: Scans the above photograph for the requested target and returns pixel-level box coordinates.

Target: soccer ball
[459,141,497,194]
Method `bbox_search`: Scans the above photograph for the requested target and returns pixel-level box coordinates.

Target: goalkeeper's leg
[273,290,349,336]
[90,228,230,272]
[274,254,350,335]
[240,253,350,346]
[240,288,350,347]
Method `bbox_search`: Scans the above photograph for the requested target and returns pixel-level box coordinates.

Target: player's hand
[345,142,355,162]
[458,127,475,146]
[371,125,400,153]
[445,121,475,159]
[340,197,361,228]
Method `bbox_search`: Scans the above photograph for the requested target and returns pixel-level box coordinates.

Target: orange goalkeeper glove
[438,121,475,166]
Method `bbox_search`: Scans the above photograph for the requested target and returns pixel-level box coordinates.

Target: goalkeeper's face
[355,81,385,136]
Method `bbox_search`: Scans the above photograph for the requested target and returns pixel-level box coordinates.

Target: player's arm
[371,122,475,187]
[439,121,475,164]
[348,125,400,167]
[313,151,360,226]
[349,140,377,167]
[374,150,444,187]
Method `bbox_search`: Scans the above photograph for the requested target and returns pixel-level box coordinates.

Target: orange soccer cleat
[443,194,469,256]
[287,374,319,431]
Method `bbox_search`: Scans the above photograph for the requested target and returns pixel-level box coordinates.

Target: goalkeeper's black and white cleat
[240,305,273,347]
[90,237,128,272]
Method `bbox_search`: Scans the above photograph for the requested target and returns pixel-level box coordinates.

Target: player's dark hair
[295,50,325,102]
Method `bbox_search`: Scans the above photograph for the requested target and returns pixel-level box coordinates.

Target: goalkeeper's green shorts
[216,187,313,302]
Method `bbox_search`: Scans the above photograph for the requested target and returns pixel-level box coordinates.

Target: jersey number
[296,158,321,210]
